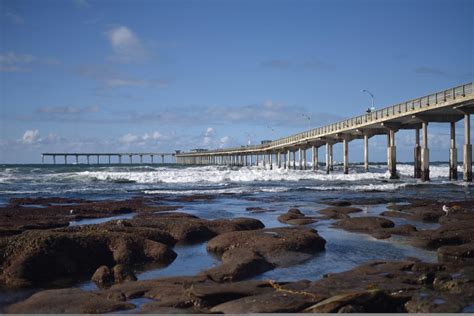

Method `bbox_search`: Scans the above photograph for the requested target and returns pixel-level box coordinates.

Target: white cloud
[22,130,40,144]
[0,52,59,72]
[204,127,215,137]
[119,133,139,144]
[105,26,148,63]
[143,131,163,141]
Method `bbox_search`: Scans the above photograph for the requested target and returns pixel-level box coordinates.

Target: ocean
[0,162,472,308]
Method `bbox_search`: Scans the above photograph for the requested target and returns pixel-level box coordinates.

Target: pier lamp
[361,89,375,113]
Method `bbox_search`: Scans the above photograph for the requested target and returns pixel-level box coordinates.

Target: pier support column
[250,154,253,166]
[108,155,111,164]
[277,152,281,168]
[325,143,330,174]
[42,155,44,164]
[151,155,154,164]
[464,114,472,182]
[303,149,307,170]
[343,139,349,174]
[263,153,266,168]
[64,155,67,165]
[129,155,132,164]
[86,155,89,165]
[119,155,122,164]
[312,145,318,171]
[269,153,273,170]
[421,122,430,182]
[97,155,99,165]
[364,134,369,172]
[161,155,165,164]
[299,147,303,170]
[329,144,334,172]
[293,150,296,170]
[387,129,399,179]
[283,153,286,169]
[414,128,421,178]
[140,155,143,164]
[449,122,458,180]
[287,150,291,169]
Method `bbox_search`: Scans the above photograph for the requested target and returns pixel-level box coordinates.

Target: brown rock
[91,265,114,288]
[318,206,363,219]
[4,288,134,314]
[304,290,406,313]
[113,264,137,283]
[437,242,474,264]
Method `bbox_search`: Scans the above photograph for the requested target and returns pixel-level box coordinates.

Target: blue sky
[0,0,472,163]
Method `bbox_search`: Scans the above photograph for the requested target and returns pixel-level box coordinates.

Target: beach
[0,163,473,313]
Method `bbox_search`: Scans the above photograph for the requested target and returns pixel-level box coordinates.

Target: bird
[69,209,75,215]
[442,205,452,216]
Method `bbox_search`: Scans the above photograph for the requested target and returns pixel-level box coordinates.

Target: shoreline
[0,194,473,313]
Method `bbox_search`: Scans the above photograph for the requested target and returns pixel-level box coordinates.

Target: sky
[0,0,472,164]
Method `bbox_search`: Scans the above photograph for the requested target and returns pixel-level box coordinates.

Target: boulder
[4,288,134,314]
[206,227,325,279]
[304,290,406,313]
[277,209,317,226]
[437,242,474,264]
[318,206,363,219]
[91,265,114,288]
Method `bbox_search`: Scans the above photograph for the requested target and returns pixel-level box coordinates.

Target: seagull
[69,209,75,215]
[442,205,452,216]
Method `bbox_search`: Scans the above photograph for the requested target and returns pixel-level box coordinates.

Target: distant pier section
[41,152,177,165]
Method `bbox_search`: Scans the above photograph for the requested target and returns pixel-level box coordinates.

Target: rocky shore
[0,196,473,313]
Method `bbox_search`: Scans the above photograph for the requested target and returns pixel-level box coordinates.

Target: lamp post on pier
[361,89,375,112]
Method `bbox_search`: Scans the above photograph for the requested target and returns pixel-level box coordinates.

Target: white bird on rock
[442,205,451,216]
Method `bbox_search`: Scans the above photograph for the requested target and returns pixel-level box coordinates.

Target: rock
[246,207,275,213]
[318,206,363,219]
[113,264,137,283]
[91,265,114,288]
[286,218,317,226]
[206,227,325,278]
[201,248,274,282]
[333,217,395,234]
[0,230,176,287]
[210,291,317,313]
[405,294,464,313]
[304,290,406,313]
[413,221,474,250]
[278,209,317,226]
[4,288,134,314]
[437,242,474,264]
[188,279,274,307]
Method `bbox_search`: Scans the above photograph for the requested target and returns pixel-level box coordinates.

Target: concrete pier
[303,149,307,170]
[172,82,473,183]
[269,153,273,170]
[312,145,318,171]
[325,143,330,174]
[421,122,430,182]
[364,134,369,172]
[299,147,303,170]
[343,138,349,174]
[449,122,458,180]
[414,128,422,178]
[387,129,398,179]
[329,144,334,172]
[464,114,472,182]
[42,152,175,165]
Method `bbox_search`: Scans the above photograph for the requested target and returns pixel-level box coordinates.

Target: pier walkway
[42,152,175,165]
[176,82,474,182]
